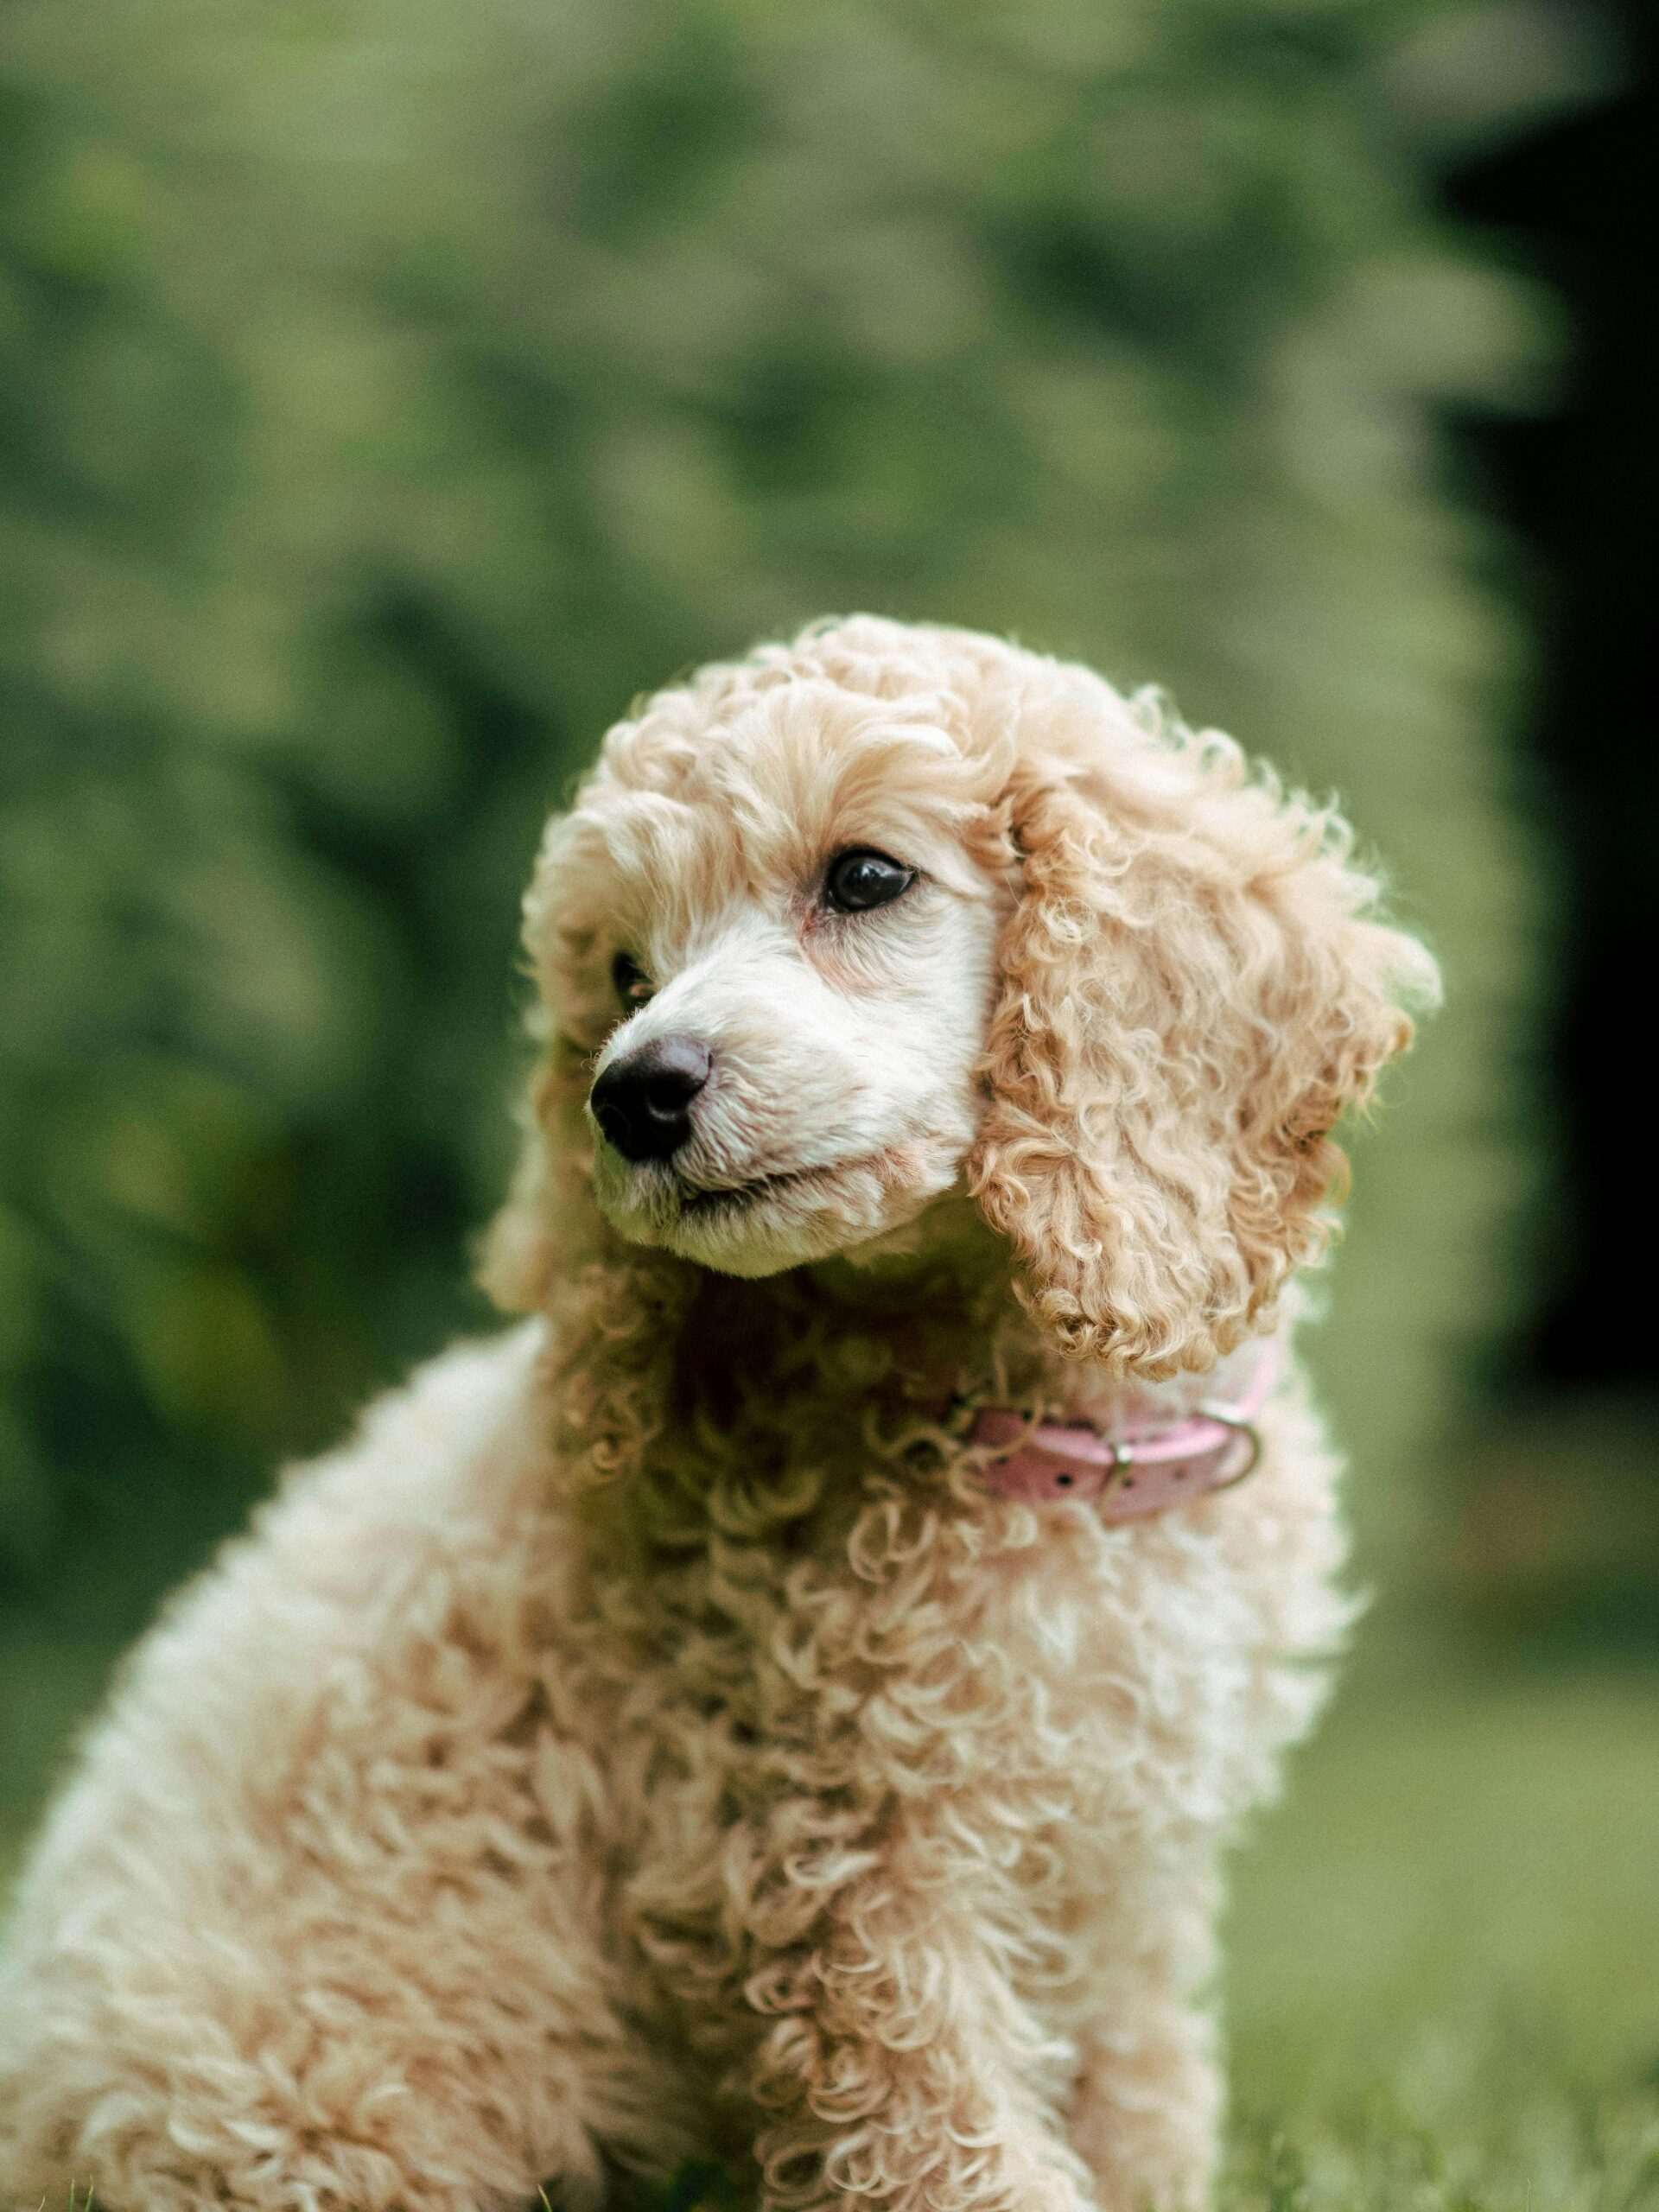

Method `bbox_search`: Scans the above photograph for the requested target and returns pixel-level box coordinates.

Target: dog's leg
[742,1866,1097,2212]
[0,1835,686,2212]
[0,1976,657,2212]
[1062,1870,1223,2212]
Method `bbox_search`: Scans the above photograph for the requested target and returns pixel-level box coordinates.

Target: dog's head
[486,618,1436,1376]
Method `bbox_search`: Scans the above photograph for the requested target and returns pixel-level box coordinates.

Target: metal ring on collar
[1195,1405,1264,1489]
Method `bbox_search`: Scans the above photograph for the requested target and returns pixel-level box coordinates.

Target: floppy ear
[968,729,1437,1379]
[477,1038,595,1313]
[478,806,614,1313]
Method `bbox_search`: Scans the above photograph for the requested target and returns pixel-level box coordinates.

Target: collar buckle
[1194,1402,1263,1488]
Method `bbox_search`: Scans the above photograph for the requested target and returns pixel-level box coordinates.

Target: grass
[3,1637,1656,2209]
[1221,1656,1659,2207]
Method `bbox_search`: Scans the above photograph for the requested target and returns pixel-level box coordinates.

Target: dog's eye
[823,849,915,914]
[611,951,653,1007]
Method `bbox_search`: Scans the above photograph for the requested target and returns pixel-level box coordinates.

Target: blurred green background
[2,0,1655,2198]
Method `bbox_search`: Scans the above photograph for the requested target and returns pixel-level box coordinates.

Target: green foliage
[0,0,1589,1609]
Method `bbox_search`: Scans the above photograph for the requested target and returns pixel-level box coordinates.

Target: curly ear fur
[477,1040,593,1313]
[969,712,1438,1380]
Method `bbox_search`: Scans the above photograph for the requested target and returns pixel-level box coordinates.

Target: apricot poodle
[0,617,1435,2212]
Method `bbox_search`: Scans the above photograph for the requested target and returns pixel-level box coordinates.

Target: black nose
[590,1035,712,1164]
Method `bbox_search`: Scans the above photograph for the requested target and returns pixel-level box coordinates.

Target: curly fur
[0,618,1435,2212]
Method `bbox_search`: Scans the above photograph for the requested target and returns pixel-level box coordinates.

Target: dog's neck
[537,1198,1269,1538]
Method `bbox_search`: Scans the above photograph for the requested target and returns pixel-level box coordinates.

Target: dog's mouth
[674,1156,876,1220]
[593,1134,964,1274]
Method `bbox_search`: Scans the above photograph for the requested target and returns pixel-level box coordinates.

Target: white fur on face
[569,797,1005,1277]
[588,866,1002,1275]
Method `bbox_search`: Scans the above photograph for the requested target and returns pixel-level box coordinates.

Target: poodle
[0,617,1436,2212]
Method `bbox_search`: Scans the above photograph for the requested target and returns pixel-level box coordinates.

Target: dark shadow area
[1447,0,1658,1395]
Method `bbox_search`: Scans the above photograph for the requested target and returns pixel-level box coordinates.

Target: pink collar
[968,1342,1276,1521]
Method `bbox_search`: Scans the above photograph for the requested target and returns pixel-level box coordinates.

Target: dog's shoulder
[263,1317,549,1559]
[194,1317,556,1662]
[3,1326,553,1949]
[31,1325,550,1832]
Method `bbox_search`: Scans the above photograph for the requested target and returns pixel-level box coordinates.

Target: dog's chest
[577,1495,1237,2034]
